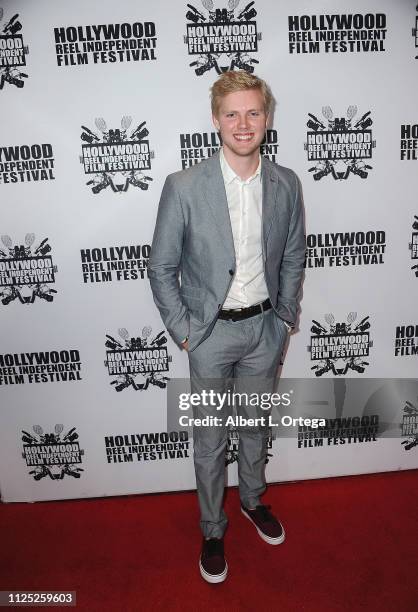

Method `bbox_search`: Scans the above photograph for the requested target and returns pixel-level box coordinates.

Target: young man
[148,71,305,583]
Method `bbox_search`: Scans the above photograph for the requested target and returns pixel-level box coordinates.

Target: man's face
[212,88,268,160]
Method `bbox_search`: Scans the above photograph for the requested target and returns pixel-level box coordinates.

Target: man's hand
[181,339,189,351]
[282,320,293,333]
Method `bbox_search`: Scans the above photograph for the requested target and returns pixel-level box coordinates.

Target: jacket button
[229,269,234,275]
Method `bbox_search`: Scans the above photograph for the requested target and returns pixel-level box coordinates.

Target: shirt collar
[219,147,261,185]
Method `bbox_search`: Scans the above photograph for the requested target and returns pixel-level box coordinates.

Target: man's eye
[251,111,260,116]
[226,113,235,118]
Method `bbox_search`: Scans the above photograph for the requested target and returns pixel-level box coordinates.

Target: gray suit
[148,151,305,351]
[149,151,305,537]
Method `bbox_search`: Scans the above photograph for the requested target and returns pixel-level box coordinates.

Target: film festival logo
[80,116,153,195]
[401,400,418,451]
[304,105,375,181]
[184,0,261,76]
[21,424,84,481]
[412,5,418,59]
[305,230,386,269]
[54,21,157,66]
[298,415,379,449]
[409,215,418,277]
[0,9,28,90]
[394,324,418,358]
[309,312,373,377]
[0,349,82,386]
[288,12,387,55]
[0,143,55,185]
[104,327,172,392]
[400,124,418,161]
[105,431,190,464]
[225,428,273,466]
[81,244,150,284]
[0,234,57,306]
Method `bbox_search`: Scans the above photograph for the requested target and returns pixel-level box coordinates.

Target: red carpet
[1,470,417,611]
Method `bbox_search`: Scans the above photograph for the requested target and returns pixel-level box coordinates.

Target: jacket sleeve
[277,172,306,326]
[148,175,189,345]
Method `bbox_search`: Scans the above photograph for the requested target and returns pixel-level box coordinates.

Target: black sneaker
[199,537,228,583]
[241,504,285,545]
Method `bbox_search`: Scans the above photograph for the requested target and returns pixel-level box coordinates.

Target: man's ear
[212,114,220,131]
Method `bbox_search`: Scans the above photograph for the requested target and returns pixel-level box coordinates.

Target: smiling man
[148,71,305,583]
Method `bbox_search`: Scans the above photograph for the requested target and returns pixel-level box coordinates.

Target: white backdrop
[0,0,417,503]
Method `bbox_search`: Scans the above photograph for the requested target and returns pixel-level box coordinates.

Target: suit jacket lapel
[202,152,235,262]
[261,156,279,245]
[202,152,279,261]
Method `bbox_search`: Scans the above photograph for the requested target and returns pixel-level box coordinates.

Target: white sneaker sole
[199,559,228,583]
[241,507,286,545]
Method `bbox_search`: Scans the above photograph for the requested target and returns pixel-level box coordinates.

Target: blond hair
[210,71,273,117]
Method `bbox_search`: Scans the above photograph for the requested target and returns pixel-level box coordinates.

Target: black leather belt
[218,298,272,321]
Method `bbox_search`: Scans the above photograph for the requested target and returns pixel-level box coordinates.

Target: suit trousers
[187,307,288,538]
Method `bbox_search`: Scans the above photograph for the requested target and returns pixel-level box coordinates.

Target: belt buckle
[231,308,242,322]
[230,307,243,322]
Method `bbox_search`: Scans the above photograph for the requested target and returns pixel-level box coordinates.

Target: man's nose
[237,114,249,129]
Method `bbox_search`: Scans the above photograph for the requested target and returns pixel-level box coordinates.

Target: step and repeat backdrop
[0,0,417,502]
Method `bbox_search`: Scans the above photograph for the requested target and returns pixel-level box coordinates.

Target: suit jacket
[148,151,305,351]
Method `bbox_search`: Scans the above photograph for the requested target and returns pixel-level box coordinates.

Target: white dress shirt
[220,148,269,310]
